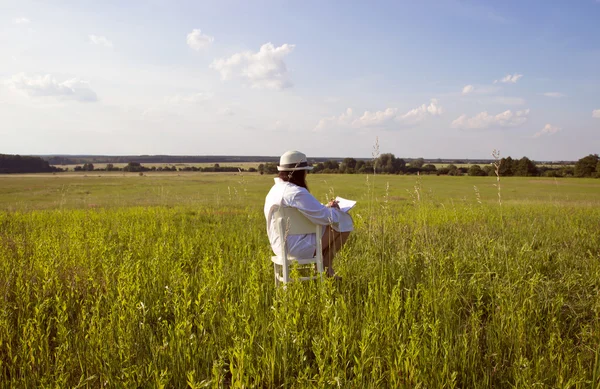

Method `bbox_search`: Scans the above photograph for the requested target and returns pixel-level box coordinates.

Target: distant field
[1,173,599,211]
[431,163,575,169]
[52,162,576,172]
[53,162,263,170]
[1,173,599,386]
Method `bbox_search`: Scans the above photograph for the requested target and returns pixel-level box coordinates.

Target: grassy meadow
[52,162,263,171]
[1,172,599,387]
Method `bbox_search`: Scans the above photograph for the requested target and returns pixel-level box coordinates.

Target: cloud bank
[6,73,98,102]
[451,109,530,129]
[314,99,443,131]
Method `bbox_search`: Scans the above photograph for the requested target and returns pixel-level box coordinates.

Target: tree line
[44,155,285,165]
[72,162,254,173]
[258,153,600,178]
[3,153,599,177]
[0,154,63,174]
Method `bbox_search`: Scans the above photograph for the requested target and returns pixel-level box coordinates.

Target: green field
[53,162,263,171]
[1,173,599,387]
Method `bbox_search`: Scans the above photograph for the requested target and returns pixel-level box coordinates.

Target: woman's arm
[291,189,340,226]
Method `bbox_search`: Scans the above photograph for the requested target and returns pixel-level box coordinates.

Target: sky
[1,0,599,160]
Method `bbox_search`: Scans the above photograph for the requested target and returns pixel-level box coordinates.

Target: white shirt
[264,178,339,258]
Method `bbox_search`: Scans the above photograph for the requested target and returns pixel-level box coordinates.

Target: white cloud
[186,29,214,50]
[494,73,523,84]
[355,107,398,127]
[451,108,530,129]
[14,17,30,24]
[210,42,295,90]
[314,108,355,132]
[543,92,565,98]
[6,73,98,102]
[89,35,113,48]
[534,124,561,138]
[462,85,474,95]
[163,93,212,105]
[592,109,600,118]
[397,98,443,125]
[314,99,443,131]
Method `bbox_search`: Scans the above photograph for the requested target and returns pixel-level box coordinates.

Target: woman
[264,150,351,277]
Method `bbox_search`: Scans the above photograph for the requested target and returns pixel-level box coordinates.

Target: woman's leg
[321,225,351,276]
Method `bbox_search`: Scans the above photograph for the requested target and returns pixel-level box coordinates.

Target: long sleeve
[290,189,339,226]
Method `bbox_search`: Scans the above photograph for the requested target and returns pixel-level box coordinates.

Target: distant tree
[106,163,114,171]
[498,157,515,176]
[260,162,278,174]
[74,166,83,171]
[437,167,450,175]
[323,160,339,171]
[574,154,599,177]
[542,169,560,177]
[393,158,406,173]
[482,165,495,176]
[248,167,257,173]
[410,158,425,169]
[560,167,575,177]
[340,158,357,173]
[312,162,325,173]
[214,163,220,168]
[123,162,146,172]
[45,156,76,165]
[358,160,374,174]
[422,164,437,174]
[468,165,487,176]
[355,160,365,172]
[377,153,394,173]
[376,153,405,174]
[82,163,94,171]
[514,157,538,176]
[596,161,600,178]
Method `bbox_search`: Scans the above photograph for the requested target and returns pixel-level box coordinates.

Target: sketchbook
[335,196,357,213]
[331,197,356,232]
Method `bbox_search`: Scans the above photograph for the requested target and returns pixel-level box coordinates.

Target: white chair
[271,205,324,285]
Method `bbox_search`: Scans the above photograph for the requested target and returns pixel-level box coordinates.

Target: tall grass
[0,179,599,387]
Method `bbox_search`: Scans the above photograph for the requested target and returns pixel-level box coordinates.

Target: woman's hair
[278,170,309,191]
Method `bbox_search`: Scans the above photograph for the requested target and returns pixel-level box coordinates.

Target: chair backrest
[272,206,316,235]
[270,205,323,284]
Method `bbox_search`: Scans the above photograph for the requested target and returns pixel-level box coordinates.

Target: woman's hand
[327,200,340,209]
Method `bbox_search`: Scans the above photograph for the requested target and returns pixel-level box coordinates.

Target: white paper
[335,196,357,213]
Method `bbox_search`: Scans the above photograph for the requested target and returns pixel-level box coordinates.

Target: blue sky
[1,0,599,160]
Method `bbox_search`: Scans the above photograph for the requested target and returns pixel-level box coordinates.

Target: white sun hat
[277,150,314,171]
